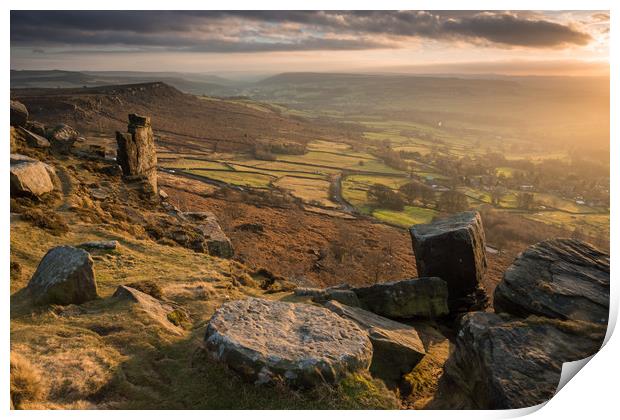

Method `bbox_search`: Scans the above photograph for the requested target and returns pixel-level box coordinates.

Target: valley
[9,8,612,412]
[12,74,610,253]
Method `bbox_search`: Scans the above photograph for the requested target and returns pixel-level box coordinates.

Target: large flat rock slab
[353,277,449,319]
[410,211,488,312]
[204,298,372,387]
[494,239,610,325]
[437,312,605,409]
[325,300,425,386]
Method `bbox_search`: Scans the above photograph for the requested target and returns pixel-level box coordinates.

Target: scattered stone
[10,153,38,164]
[16,126,50,149]
[27,246,98,305]
[318,289,360,307]
[180,211,233,258]
[10,127,18,152]
[77,240,118,251]
[112,285,182,334]
[101,164,122,177]
[438,312,605,409]
[88,144,106,158]
[125,280,163,300]
[410,211,488,312]
[295,285,361,307]
[494,239,610,325]
[353,277,449,319]
[161,201,180,214]
[235,222,264,233]
[293,287,326,298]
[116,114,158,196]
[25,121,46,137]
[204,298,372,387]
[325,300,426,386]
[10,156,56,198]
[158,189,169,201]
[10,100,28,127]
[48,124,79,154]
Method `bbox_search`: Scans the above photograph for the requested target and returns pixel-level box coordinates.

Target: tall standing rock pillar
[410,211,488,313]
[116,114,158,197]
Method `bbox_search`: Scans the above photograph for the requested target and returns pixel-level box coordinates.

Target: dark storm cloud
[11,10,592,52]
[442,13,592,47]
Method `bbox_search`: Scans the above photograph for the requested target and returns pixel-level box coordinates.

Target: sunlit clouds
[10,10,609,77]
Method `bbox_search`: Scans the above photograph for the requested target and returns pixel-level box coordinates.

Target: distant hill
[10,70,242,96]
[10,82,334,153]
[247,72,610,150]
[11,70,610,150]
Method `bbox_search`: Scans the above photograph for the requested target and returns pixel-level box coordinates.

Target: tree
[367,184,405,211]
[490,187,504,206]
[437,190,468,213]
[398,182,423,204]
[516,192,535,210]
[399,181,433,206]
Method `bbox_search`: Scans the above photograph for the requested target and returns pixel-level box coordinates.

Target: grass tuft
[10,351,47,409]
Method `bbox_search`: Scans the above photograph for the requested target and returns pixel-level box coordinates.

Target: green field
[161,158,230,170]
[228,164,326,180]
[249,160,340,175]
[277,151,370,168]
[524,211,609,239]
[345,174,409,190]
[533,192,601,213]
[373,206,438,228]
[187,169,273,188]
[274,176,337,208]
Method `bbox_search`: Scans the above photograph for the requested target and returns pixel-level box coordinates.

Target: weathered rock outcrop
[10,154,57,198]
[295,284,361,307]
[204,298,372,387]
[10,100,28,127]
[494,239,610,325]
[410,211,488,312]
[16,126,50,149]
[352,277,449,319]
[25,121,46,137]
[325,300,425,386]
[113,285,183,335]
[48,124,78,154]
[27,246,98,305]
[437,312,605,409]
[77,240,119,251]
[437,238,609,409]
[180,211,233,258]
[116,114,158,196]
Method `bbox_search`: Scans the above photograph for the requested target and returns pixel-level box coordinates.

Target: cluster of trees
[516,192,535,210]
[252,141,307,161]
[373,141,409,171]
[399,145,609,208]
[367,181,469,213]
[269,142,306,155]
[367,184,405,211]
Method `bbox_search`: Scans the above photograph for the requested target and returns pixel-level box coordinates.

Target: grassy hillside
[10,82,341,154]
[10,148,400,409]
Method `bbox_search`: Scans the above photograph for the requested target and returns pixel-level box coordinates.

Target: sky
[10,10,610,77]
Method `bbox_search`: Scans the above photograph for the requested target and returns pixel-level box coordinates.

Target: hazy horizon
[11,10,609,78]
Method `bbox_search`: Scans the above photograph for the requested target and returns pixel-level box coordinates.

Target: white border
[3,1,617,419]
